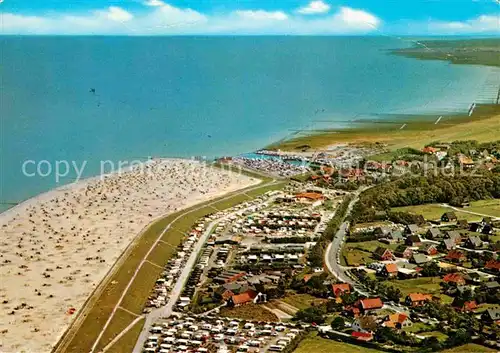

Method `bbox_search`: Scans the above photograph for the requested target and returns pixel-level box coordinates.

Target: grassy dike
[270,104,500,152]
[53,166,287,353]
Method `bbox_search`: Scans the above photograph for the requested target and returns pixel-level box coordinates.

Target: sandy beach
[0,159,259,353]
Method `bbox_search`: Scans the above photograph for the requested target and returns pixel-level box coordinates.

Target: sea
[1,36,498,211]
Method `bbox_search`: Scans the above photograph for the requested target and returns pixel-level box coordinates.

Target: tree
[331,317,345,330]
[294,306,326,324]
[422,336,441,351]
[421,262,440,277]
[386,286,402,302]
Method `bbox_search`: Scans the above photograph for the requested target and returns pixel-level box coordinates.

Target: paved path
[131,182,280,353]
[441,203,499,220]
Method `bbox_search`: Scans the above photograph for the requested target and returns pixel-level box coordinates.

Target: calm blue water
[0,36,495,210]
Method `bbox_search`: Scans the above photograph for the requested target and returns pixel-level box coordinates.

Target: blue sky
[1,0,499,34]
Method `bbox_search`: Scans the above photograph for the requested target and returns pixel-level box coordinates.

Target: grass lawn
[342,248,373,267]
[342,241,397,267]
[466,199,500,218]
[419,331,448,341]
[281,294,326,310]
[391,204,481,222]
[441,343,496,353]
[383,277,443,296]
[404,322,432,333]
[270,105,500,152]
[55,179,285,353]
[106,317,145,353]
[348,240,398,252]
[351,221,392,232]
[94,309,139,351]
[294,334,383,353]
[219,304,279,322]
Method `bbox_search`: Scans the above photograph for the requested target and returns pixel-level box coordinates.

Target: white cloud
[396,13,500,34]
[102,6,133,22]
[0,3,383,35]
[234,10,288,21]
[333,6,380,29]
[296,1,331,15]
[144,0,165,7]
[429,14,500,33]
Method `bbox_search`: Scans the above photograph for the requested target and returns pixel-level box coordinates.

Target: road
[324,189,371,296]
[132,188,280,353]
[325,222,370,297]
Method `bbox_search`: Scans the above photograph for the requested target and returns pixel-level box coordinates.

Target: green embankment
[55,173,287,353]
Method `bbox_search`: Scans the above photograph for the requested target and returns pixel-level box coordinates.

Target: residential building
[441,238,456,251]
[441,212,457,222]
[443,273,466,286]
[383,313,412,329]
[481,308,500,324]
[332,283,351,297]
[394,245,413,259]
[485,260,500,273]
[411,253,430,265]
[405,235,422,246]
[227,290,259,307]
[405,293,432,307]
[445,231,462,244]
[357,298,383,312]
[465,236,482,249]
[373,247,395,261]
[445,250,466,263]
[379,263,398,278]
[352,316,377,333]
[452,298,478,312]
[404,224,419,235]
[426,228,442,239]
[419,243,438,256]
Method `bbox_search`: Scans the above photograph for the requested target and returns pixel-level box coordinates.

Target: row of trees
[352,173,500,223]
[308,195,353,267]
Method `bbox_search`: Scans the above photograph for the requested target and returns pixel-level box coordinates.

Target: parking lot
[143,315,305,353]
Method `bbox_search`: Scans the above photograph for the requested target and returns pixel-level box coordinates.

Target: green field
[351,221,393,232]
[419,331,448,342]
[55,178,287,353]
[294,334,383,353]
[281,294,327,310]
[441,343,496,353]
[220,303,279,322]
[342,247,373,267]
[466,199,500,218]
[106,317,145,353]
[382,277,442,296]
[403,322,432,333]
[269,105,500,152]
[341,240,398,267]
[391,204,482,222]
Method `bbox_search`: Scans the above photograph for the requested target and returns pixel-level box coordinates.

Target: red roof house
[443,273,466,286]
[228,290,258,306]
[405,293,432,307]
[332,283,351,297]
[359,298,383,311]
[485,260,500,272]
[445,250,466,263]
[351,331,373,341]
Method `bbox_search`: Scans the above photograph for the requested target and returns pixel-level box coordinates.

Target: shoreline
[0,158,260,353]
[267,103,500,152]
